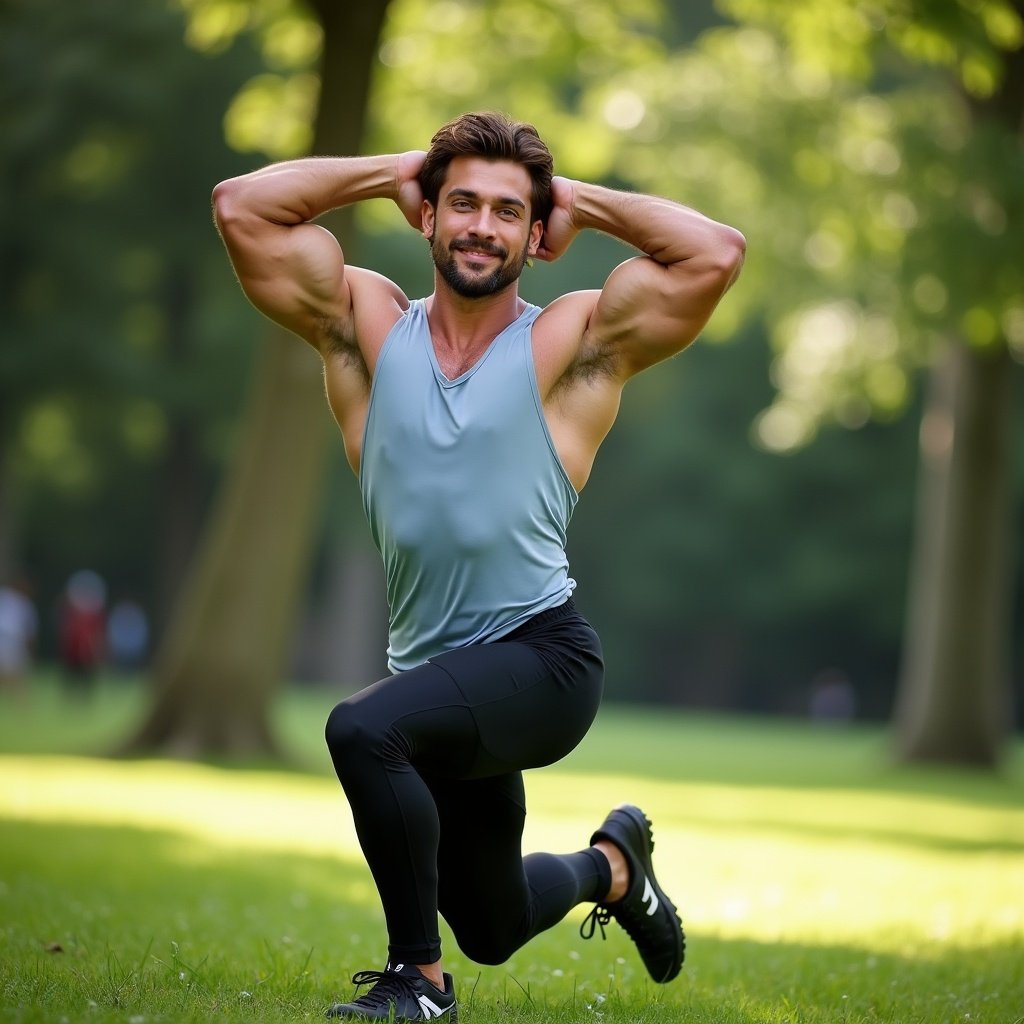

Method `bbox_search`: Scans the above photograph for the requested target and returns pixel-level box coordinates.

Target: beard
[429,234,530,298]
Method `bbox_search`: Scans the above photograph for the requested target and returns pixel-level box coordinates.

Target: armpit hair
[321,317,370,385]
[552,338,619,394]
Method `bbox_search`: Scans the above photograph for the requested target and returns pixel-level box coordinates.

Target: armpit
[321,317,370,385]
[554,337,620,393]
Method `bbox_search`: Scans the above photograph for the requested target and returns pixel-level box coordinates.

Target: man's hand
[535,176,578,262]
[395,150,427,231]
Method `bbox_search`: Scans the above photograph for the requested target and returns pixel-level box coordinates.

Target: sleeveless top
[359,298,578,672]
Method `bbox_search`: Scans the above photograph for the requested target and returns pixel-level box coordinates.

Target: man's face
[424,157,543,299]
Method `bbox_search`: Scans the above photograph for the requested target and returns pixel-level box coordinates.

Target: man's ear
[528,218,544,255]
[421,200,435,240]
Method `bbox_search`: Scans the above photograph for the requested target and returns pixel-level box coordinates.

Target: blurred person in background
[58,570,107,697]
[106,597,150,673]
[0,576,39,699]
[214,110,744,1021]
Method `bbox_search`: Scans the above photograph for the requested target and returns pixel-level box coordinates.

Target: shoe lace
[349,969,420,1010]
[579,904,611,942]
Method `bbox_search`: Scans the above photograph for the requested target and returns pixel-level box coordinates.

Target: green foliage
[4,0,1022,720]
[595,8,1023,449]
[719,0,1024,95]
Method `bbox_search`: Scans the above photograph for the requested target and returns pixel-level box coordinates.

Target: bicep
[217,208,351,343]
[589,249,742,377]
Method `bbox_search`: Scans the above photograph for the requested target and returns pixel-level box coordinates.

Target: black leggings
[324,599,610,965]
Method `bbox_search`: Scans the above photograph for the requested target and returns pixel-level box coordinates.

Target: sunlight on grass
[3,688,1023,1022]
[3,752,1022,963]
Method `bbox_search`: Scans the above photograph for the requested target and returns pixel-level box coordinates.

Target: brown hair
[419,112,554,225]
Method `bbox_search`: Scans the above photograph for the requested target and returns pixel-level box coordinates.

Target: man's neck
[426,281,527,352]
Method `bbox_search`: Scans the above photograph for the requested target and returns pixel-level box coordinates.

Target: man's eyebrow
[446,187,527,210]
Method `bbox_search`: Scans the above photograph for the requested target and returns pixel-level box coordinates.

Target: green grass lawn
[1,675,1022,1023]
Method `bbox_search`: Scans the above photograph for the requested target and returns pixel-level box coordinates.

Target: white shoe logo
[417,994,452,1019]
[641,876,659,916]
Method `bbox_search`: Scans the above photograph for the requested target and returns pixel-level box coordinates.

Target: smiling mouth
[452,242,505,260]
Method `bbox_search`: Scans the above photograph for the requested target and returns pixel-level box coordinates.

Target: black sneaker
[580,804,685,983]
[326,962,457,1021]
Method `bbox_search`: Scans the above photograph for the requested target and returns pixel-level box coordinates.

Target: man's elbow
[710,225,746,289]
[211,176,247,232]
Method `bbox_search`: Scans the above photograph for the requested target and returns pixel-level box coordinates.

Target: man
[213,111,744,1021]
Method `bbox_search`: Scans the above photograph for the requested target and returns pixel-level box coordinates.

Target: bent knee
[451,927,518,967]
[324,700,379,755]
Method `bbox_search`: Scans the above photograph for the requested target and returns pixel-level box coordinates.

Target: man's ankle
[593,839,630,902]
[413,961,445,990]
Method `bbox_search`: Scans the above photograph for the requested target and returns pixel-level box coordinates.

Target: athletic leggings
[324,598,610,966]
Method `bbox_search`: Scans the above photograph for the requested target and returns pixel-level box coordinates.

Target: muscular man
[213,111,744,1021]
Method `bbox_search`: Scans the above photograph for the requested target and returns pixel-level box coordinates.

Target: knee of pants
[449,921,520,967]
[324,699,389,778]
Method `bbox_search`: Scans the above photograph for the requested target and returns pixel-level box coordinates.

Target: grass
[1,674,1023,1023]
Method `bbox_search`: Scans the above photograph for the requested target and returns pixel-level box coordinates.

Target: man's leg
[427,770,611,966]
[325,661,481,969]
[324,630,604,966]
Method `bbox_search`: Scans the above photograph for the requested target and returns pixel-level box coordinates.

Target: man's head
[420,113,554,298]
[420,112,554,226]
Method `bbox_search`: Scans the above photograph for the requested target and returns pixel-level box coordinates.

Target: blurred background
[1,0,1021,765]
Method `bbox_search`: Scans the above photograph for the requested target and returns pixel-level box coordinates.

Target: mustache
[450,239,508,259]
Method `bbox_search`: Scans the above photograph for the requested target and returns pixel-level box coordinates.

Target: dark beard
[430,235,530,298]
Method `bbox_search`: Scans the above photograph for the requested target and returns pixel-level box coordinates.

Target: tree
[611,0,1023,763]
[124,0,393,756]
[892,39,1023,763]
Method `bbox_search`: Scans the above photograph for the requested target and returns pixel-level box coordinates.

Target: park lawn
[1,678,1022,1023]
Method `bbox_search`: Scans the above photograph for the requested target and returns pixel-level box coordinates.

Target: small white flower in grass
[552,969,563,977]
[568,950,580,960]
[179,971,186,980]
[239,991,252,999]
[615,957,625,965]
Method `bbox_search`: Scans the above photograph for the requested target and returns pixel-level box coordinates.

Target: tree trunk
[123,0,392,757]
[893,342,1017,765]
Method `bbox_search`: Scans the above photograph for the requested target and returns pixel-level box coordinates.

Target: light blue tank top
[359,298,578,672]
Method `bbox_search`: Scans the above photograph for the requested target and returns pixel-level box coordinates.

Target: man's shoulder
[348,266,410,311]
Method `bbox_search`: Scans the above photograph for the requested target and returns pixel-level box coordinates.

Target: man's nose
[468,208,497,237]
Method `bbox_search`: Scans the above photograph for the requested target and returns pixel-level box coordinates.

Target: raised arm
[211,152,426,349]
[538,177,746,380]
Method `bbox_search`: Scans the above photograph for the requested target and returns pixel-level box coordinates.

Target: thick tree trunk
[123,0,392,757]
[893,342,1017,765]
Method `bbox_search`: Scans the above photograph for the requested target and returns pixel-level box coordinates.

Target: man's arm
[538,177,746,379]
[211,152,426,349]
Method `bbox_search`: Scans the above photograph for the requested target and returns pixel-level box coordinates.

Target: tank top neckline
[416,298,540,388]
